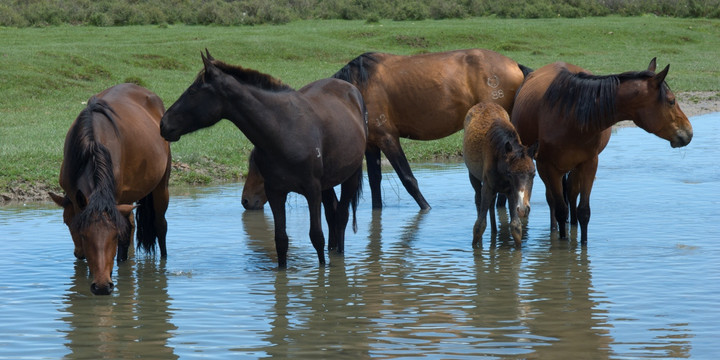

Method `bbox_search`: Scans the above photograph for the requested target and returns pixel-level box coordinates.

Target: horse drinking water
[511,58,692,243]
[160,51,366,268]
[50,83,171,295]
[463,103,537,247]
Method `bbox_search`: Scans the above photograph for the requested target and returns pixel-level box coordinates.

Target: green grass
[1,17,719,195]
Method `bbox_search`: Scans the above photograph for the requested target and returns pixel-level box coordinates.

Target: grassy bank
[1,17,719,200]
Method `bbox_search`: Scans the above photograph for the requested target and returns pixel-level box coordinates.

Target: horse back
[360,49,525,140]
[93,84,170,203]
[463,103,514,178]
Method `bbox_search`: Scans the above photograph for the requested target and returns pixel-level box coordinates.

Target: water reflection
[60,258,177,359]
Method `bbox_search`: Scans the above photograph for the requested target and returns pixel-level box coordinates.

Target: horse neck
[222,85,296,151]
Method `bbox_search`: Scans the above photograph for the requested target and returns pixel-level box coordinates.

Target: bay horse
[49,83,171,295]
[160,51,366,268]
[511,58,693,243]
[463,102,537,247]
[332,49,532,210]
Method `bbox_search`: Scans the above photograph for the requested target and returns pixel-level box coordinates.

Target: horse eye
[668,98,676,106]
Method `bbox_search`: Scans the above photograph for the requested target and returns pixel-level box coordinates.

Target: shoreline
[2,91,718,205]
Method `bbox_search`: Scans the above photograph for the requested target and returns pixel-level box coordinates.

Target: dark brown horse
[241,149,266,211]
[511,58,693,242]
[50,83,171,295]
[160,51,366,268]
[463,102,537,247]
[332,49,532,210]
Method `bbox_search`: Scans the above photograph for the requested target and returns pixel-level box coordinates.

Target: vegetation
[1,17,719,199]
[1,0,720,27]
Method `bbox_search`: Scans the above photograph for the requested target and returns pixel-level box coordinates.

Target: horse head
[503,141,537,243]
[50,191,134,295]
[618,58,693,148]
[160,51,225,142]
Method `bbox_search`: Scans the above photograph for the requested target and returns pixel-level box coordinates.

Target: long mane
[66,97,127,237]
[332,52,380,89]
[208,60,294,92]
[543,68,662,130]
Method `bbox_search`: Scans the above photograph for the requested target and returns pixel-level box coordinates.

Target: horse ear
[49,192,69,208]
[505,141,513,154]
[647,57,657,72]
[201,51,213,70]
[204,48,214,61]
[527,142,539,159]
[654,64,669,86]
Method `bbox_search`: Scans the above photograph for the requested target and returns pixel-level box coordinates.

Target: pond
[1,113,718,359]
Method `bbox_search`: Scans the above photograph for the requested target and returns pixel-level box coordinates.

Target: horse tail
[135,192,158,254]
[518,64,534,79]
[332,52,379,89]
[351,166,363,233]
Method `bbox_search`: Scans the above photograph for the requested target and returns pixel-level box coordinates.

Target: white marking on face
[517,190,526,204]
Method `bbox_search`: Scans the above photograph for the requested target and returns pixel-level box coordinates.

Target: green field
[1,17,719,198]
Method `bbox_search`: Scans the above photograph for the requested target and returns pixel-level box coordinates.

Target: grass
[1,16,719,195]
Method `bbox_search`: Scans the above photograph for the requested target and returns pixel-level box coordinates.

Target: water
[1,114,718,359]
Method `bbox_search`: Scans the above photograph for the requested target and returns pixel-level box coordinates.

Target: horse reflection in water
[463,102,537,247]
[511,58,692,242]
[161,51,366,268]
[50,84,171,295]
[61,259,177,359]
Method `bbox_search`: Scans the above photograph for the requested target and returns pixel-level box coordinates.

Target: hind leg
[572,156,599,243]
[538,161,568,237]
[566,172,580,226]
[333,172,361,254]
[322,189,339,251]
[117,212,134,263]
[152,184,170,258]
[366,146,383,209]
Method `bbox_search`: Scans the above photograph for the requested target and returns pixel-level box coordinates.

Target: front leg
[267,191,289,268]
[538,161,568,238]
[377,133,431,210]
[572,156,600,243]
[366,146,383,209]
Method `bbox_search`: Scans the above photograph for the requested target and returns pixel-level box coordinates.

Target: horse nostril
[90,282,114,295]
[241,198,249,207]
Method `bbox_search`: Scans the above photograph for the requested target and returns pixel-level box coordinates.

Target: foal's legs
[267,191,290,268]
[376,133,431,210]
[469,173,496,248]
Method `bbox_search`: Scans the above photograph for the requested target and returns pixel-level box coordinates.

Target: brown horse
[463,103,537,247]
[50,83,171,295]
[241,148,267,211]
[511,58,693,242]
[332,49,532,210]
[160,51,366,268]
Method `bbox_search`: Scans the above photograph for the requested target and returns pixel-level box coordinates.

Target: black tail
[135,192,158,254]
[332,52,379,88]
[518,64,534,78]
[351,167,363,233]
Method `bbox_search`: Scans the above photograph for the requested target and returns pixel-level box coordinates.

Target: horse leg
[377,134,430,210]
[538,162,568,238]
[573,156,600,243]
[117,212,134,263]
[267,191,290,268]
[305,188,326,266]
[152,182,170,258]
[366,146,383,209]
[333,171,361,254]
[322,189,339,251]
[496,193,507,208]
[469,173,487,248]
[566,171,580,226]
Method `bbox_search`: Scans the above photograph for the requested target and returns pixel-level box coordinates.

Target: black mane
[543,69,665,130]
[332,52,379,88]
[66,98,127,237]
[209,60,294,92]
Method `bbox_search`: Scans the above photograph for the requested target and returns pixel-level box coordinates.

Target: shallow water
[1,114,718,359]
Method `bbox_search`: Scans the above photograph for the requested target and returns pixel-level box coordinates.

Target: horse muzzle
[159,122,181,142]
[670,128,693,148]
[90,281,114,295]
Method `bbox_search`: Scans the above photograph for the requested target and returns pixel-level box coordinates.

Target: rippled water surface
[1,114,718,359]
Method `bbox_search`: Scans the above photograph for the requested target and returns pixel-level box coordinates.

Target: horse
[49,83,171,295]
[463,102,537,247]
[510,58,693,243]
[332,49,532,210]
[160,50,366,268]
[241,148,267,211]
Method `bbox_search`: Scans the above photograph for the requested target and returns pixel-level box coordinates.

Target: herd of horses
[49,48,693,295]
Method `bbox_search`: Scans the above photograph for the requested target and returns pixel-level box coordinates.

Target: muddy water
[1,114,718,359]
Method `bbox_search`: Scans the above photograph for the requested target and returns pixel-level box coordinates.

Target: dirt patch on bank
[3,91,719,205]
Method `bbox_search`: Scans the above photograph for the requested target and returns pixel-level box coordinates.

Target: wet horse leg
[305,188,327,266]
[379,134,431,210]
[538,162,568,238]
[571,156,599,243]
[469,173,494,248]
[566,171,580,226]
[333,172,361,254]
[267,191,290,268]
[366,146,383,209]
[322,189,339,251]
[152,182,170,258]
